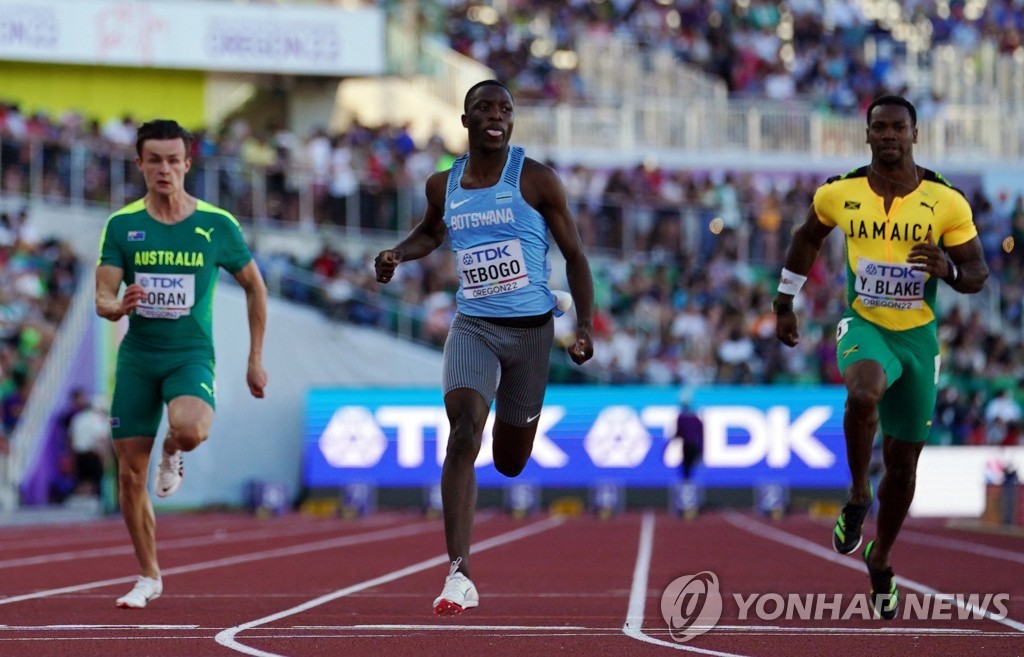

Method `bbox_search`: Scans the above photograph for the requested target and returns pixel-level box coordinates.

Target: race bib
[456,238,530,299]
[135,272,196,319]
[854,257,925,310]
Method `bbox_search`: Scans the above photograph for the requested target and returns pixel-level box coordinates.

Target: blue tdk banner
[303,386,850,488]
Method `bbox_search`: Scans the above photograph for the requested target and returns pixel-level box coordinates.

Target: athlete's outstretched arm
[775,204,834,347]
[233,260,268,399]
[524,160,594,365]
[375,172,448,283]
[95,264,143,321]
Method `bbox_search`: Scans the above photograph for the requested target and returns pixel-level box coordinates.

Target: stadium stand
[2,0,1024,510]
[0,206,81,500]
[1,99,1020,447]
[436,0,1024,114]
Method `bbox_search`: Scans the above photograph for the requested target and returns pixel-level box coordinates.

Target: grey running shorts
[442,312,554,426]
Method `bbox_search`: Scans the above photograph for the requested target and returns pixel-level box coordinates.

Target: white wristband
[778,268,807,296]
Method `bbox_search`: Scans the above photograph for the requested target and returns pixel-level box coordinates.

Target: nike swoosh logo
[200,382,214,397]
[526,412,542,423]
[449,198,471,210]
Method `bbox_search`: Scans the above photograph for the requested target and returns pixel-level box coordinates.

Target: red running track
[0,509,1020,657]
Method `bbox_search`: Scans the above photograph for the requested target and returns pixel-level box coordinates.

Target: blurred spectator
[68,394,111,498]
[674,395,704,481]
[58,387,90,457]
[1,369,29,439]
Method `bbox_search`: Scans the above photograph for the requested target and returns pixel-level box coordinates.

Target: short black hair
[866,95,917,127]
[463,80,512,113]
[135,119,194,157]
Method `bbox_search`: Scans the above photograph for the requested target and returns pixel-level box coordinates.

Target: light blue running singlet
[443,146,556,318]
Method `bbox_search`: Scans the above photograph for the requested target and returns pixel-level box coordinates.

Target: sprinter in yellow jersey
[773,96,988,620]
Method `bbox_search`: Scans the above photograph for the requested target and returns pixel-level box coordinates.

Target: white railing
[378,28,1024,163]
[929,43,1024,112]
[402,35,497,111]
[576,35,728,107]
[512,100,1014,165]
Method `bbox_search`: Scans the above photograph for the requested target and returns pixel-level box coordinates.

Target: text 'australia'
[134,251,205,267]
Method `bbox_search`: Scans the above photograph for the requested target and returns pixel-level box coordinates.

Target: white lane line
[1,623,1012,636]
[215,516,566,657]
[622,511,654,633]
[295,624,1014,636]
[0,637,206,643]
[807,517,1024,566]
[312,624,594,631]
[689,625,996,634]
[622,512,756,656]
[0,512,400,554]
[897,529,1024,566]
[0,520,438,606]
[0,520,396,570]
[0,624,199,630]
[0,529,126,552]
[723,511,1024,633]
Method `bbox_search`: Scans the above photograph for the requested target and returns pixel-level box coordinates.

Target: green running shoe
[832,493,871,554]
[863,540,899,620]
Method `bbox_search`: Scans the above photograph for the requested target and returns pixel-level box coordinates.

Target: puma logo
[842,345,859,358]
[194,226,215,242]
[199,382,214,397]
[920,200,938,215]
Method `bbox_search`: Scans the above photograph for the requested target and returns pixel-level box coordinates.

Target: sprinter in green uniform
[774,97,987,620]
[95,119,268,609]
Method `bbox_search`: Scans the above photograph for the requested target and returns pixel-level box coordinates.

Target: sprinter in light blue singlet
[443,145,555,316]
[375,80,595,617]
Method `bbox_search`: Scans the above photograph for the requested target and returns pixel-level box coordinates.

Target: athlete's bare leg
[842,360,887,506]
[492,418,539,477]
[868,436,924,569]
[163,395,214,456]
[114,437,159,578]
[441,388,490,579]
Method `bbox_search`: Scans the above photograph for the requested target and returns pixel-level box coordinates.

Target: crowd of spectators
[258,162,1024,448]
[0,208,80,458]
[435,0,1024,114]
[3,95,1024,448]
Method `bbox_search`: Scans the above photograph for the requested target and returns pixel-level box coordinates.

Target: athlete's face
[462,85,514,152]
[137,138,191,197]
[866,104,917,165]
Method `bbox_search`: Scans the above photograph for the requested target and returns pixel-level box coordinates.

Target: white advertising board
[911,445,1024,518]
[0,0,384,75]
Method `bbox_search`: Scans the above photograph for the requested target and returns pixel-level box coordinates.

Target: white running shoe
[116,575,163,609]
[155,450,184,498]
[432,558,479,615]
